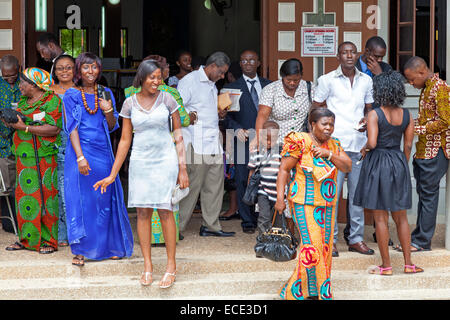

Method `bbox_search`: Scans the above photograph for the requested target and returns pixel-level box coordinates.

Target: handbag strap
[271,208,288,232]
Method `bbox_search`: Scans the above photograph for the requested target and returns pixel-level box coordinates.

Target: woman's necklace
[309,132,324,147]
[58,83,74,92]
[80,84,99,115]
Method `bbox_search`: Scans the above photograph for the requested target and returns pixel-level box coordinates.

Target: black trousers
[411,148,448,249]
[235,164,257,229]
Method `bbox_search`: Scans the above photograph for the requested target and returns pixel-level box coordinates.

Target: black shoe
[373,232,394,246]
[199,226,235,237]
[219,212,241,221]
[243,227,256,234]
[179,233,184,241]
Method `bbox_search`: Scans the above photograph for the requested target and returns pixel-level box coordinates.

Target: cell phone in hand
[101,90,112,101]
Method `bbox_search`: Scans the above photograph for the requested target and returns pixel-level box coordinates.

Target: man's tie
[247,80,259,110]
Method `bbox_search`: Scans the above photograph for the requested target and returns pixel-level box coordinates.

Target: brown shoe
[348,241,374,255]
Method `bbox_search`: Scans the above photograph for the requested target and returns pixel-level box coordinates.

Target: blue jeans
[334,151,365,245]
[57,132,68,242]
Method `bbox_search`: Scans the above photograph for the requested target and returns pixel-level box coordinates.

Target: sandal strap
[371,266,392,274]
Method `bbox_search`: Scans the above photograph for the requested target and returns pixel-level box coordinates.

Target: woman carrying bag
[274,108,352,300]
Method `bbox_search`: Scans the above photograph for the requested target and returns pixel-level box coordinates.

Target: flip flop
[394,244,431,253]
[72,256,85,267]
[39,245,56,254]
[5,241,25,251]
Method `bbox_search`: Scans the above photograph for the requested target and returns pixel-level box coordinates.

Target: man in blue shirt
[0,54,20,233]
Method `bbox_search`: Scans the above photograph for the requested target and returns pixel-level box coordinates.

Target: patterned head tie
[22,67,53,91]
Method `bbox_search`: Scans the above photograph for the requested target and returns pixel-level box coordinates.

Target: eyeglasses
[241,59,258,65]
[55,66,74,72]
[2,74,18,79]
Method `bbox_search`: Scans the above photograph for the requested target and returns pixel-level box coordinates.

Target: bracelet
[25,126,29,133]
[327,151,333,161]
[103,108,113,114]
[76,156,85,163]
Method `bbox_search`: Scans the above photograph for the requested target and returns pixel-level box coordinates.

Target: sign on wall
[301,27,338,57]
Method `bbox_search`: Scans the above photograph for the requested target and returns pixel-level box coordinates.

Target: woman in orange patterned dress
[274,108,352,300]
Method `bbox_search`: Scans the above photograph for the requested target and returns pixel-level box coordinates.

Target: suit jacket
[224,76,271,165]
[356,57,393,109]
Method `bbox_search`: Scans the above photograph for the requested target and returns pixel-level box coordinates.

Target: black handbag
[0,108,27,124]
[242,167,261,206]
[254,210,299,262]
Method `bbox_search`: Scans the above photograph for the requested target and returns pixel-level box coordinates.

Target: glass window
[59,28,87,58]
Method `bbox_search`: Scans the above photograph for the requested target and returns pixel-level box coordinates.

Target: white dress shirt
[314,66,374,153]
[243,74,262,97]
[177,66,223,155]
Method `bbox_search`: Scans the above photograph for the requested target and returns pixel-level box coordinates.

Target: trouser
[0,155,17,233]
[179,144,224,232]
[57,152,67,242]
[411,148,448,249]
[235,164,257,229]
[257,194,273,234]
[334,151,364,245]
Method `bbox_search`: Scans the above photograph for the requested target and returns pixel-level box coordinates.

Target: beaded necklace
[80,84,99,115]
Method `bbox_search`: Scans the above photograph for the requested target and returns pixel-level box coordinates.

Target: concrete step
[1,268,449,300]
[1,249,449,280]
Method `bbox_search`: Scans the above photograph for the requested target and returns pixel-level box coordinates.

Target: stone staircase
[0,214,449,300]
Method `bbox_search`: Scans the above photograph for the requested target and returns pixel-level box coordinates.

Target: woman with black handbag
[274,108,352,300]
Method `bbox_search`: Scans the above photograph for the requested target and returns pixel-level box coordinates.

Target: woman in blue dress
[63,53,133,266]
[94,60,189,289]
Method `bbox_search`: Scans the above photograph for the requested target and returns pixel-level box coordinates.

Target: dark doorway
[142,0,190,63]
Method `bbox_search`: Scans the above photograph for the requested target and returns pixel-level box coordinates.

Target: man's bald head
[403,56,432,89]
[403,56,428,72]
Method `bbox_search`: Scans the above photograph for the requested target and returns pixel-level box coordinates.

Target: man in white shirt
[178,51,235,237]
[313,41,375,257]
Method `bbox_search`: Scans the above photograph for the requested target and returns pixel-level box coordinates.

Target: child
[248,121,295,235]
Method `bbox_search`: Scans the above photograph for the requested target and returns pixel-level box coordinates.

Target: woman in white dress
[94,60,189,288]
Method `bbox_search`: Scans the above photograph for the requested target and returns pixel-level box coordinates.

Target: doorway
[390,0,447,78]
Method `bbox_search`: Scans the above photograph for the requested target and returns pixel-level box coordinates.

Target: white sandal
[141,272,153,286]
[159,271,176,289]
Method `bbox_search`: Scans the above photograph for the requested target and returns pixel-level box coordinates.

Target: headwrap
[22,67,53,91]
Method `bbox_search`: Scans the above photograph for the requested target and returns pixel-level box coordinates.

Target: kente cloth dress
[279,132,343,301]
[63,87,133,260]
[120,91,180,211]
[13,91,62,251]
[124,84,185,244]
[354,108,412,211]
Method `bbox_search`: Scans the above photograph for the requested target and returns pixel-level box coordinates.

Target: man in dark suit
[223,50,271,234]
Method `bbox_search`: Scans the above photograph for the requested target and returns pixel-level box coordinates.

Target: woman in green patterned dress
[5,68,62,254]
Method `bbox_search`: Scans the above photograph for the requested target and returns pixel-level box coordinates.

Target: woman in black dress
[354,71,423,275]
